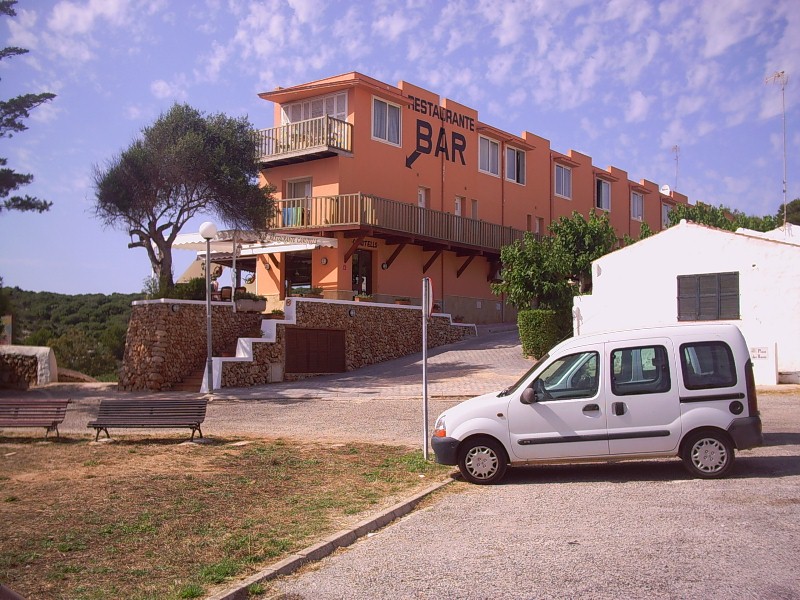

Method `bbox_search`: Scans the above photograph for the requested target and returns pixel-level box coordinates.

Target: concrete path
[3,324,532,445]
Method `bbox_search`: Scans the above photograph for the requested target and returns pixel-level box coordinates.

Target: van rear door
[605,338,682,454]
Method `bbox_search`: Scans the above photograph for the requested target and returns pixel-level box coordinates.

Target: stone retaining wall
[219,300,475,387]
[118,300,262,391]
[0,346,58,390]
[121,298,476,391]
[0,353,38,390]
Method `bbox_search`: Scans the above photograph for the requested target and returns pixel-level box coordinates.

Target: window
[662,203,672,228]
[282,92,347,124]
[506,147,525,184]
[680,342,737,390]
[611,345,671,396]
[287,178,311,198]
[454,196,464,216]
[535,351,599,400]
[555,164,572,199]
[631,192,643,221]
[471,199,479,219]
[596,179,611,211]
[479,136,499,175]
[677,272,740,321]
[372,98,401,145]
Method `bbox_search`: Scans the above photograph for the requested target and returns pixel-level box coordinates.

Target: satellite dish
[660,184,671,195]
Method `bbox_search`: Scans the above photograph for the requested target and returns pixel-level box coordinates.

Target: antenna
[672,145,680,191]
[765,70,789,226]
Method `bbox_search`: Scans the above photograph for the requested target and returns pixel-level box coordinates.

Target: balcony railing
[271,193,526,254]
[254,116,353,163]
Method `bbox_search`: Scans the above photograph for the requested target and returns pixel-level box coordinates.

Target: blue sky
[0,0,798,295]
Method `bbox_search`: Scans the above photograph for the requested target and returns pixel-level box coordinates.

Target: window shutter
[718,272,740,319]
[677,275,699,321]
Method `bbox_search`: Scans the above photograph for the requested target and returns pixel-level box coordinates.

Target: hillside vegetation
[3,288,144,380]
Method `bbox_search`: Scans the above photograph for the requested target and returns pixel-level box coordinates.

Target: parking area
[269,390,800,599]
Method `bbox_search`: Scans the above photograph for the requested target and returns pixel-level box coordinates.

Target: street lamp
[199,221,218,394]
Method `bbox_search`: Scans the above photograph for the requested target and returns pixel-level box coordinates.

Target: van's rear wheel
[457,438,507,485]
[681,430,734,478]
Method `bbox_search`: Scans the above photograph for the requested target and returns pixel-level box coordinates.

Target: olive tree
[93,103,274,291]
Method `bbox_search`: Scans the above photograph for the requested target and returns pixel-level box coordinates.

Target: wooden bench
[87,399,208,441]
[0,398,72,438]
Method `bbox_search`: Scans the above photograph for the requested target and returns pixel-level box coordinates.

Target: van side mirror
[520,387,537,405]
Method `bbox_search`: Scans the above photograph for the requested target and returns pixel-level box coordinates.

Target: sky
[0,0,798,295]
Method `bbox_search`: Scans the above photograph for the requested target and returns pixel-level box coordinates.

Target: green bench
[87,398,208,441]
[0,398,72,438]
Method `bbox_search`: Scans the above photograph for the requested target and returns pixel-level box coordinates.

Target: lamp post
[199,221,218,394]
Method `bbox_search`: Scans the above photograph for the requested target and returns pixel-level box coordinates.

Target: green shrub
[518,309,572,358]
[159,278,207,301]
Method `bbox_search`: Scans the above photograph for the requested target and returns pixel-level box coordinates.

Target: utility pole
[765,70,788,226]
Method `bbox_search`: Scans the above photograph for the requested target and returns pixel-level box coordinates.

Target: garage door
[285,328,346,374]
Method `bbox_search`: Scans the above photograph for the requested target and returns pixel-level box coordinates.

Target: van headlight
[433,415,447,438]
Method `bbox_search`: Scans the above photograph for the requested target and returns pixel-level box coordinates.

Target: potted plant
[354,293,374,302]
[234,291,267,313]
[394,296,411,305]
[266,308,285,319]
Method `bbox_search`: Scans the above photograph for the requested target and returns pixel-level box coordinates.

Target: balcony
[255,116,353,167]
[271,193,526,257]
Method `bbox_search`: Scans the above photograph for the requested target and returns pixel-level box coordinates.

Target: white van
[432,323,762,484]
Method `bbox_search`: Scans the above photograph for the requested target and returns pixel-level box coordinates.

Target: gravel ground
[268,391,800,600]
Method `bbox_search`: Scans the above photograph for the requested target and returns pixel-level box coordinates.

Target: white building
[573,220,800,385]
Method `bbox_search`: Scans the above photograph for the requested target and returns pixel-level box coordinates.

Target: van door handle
[582,404,600,413]
[612,402,626,416]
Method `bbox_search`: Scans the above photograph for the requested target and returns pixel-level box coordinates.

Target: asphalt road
[267,390,800,600]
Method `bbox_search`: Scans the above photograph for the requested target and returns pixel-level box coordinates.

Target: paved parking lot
[269,389,800,599]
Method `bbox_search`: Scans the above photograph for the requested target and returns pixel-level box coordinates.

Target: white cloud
[6,8,39,50]
[372,10,418,42]
[195,41,231,83]
[626,91,652,123]
[287,0,325,24]
[48,0,131,35]
[150,77,188,100]
[699,0,770,59]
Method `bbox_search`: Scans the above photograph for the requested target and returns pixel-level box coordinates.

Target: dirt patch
[0,434,450,600]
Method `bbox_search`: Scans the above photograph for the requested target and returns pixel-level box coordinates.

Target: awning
[173,230,338,256]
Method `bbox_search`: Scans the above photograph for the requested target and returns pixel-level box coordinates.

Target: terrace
[270,193,527,260]
[254,115,353,167]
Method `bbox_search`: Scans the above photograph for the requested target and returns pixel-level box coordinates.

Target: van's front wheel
[681,430,734,478]
[457,438,507,484]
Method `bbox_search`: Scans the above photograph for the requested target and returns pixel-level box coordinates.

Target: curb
[205,478,454,600]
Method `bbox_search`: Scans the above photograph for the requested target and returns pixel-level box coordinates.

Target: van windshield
[498,354,550,396]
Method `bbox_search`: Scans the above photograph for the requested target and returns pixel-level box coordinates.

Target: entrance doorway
[352,250,372,295]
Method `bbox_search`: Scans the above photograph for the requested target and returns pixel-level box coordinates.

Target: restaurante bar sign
[406,94,472,168]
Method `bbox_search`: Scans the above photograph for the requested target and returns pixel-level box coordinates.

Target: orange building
[252,72,687,323]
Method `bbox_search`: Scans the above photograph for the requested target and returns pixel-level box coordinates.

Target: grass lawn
[0,434,452,599]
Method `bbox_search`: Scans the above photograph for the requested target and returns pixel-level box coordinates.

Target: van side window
[535,351,598,400]
[610,345,671,396]
[680,342,737,390]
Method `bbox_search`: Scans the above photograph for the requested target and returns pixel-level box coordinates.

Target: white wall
[573,221,800,385]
